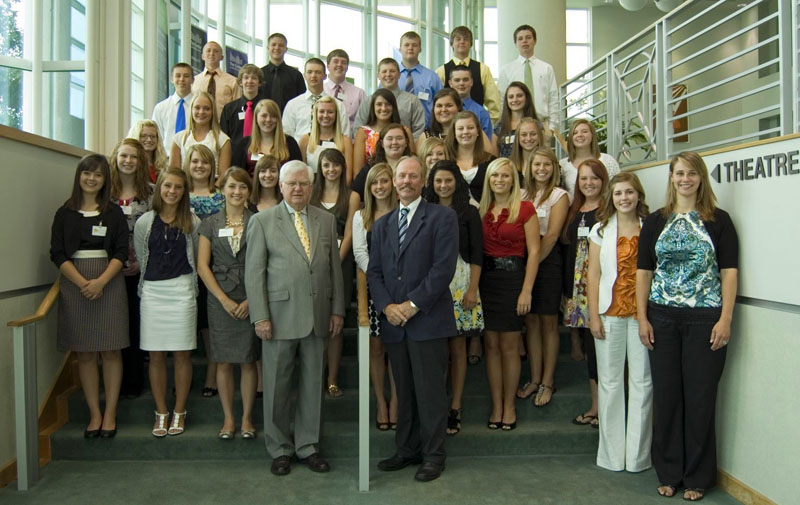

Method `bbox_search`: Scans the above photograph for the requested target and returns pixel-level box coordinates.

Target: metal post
[654,19,669,159]
[777,0,794,135]
[357,325,370,491]
[606,53,619,162]
[13,325,39,491]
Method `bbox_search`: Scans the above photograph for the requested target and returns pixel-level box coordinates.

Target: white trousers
[595,315,653,472]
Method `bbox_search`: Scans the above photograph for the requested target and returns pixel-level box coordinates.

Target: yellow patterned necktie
[294,210,311,260]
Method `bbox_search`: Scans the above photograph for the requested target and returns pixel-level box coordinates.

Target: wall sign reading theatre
[710,149,800,183]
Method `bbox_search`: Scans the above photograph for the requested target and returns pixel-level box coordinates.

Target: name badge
[336,92,345,101]
[121,205,133,215]
[505,134,516,144]
[418,91,430,101]
[250,153,263,161]
[337,238,342,249]
[577,226,590,238]
[238,111,246,120]
[92,225,108,237]
[320,141,336,149]
[218,227,234,238]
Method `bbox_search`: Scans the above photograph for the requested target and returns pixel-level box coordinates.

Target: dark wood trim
[0,354,79,489]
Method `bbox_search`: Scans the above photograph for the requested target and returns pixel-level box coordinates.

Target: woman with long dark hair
[50,154,130,438]
[422,161,484,435]
[495,82,536,158]
[310,148,359,398]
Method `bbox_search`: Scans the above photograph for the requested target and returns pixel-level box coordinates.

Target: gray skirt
[207,282,260,363]
[57,256,129,352]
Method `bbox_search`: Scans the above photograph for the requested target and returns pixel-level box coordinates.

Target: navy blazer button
[397,276,401,280]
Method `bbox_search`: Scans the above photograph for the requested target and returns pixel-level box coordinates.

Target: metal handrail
[6,277,60,491]
[559,0,796,167]
[356,269,370,492]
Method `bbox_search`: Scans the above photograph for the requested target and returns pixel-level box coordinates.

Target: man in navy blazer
[367,156,458,482]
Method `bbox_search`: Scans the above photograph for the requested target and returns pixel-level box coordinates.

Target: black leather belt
[483,256,525,272]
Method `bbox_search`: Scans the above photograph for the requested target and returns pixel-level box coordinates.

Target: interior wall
[631,135,800,505]
[0,131,82,473]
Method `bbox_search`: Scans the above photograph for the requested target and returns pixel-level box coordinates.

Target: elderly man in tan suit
[245,160,345,476]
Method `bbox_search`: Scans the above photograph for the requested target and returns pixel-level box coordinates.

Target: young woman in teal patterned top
[636,151,738,502]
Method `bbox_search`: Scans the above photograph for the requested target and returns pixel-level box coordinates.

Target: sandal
[467,355,481,366]
[168,411,187,435]
[202,387,218,397]
[152,411,169,438]
[572,413,597,426]
[446,409,462,435]
[218,429,234,440]
[683,489,704,502]
[516,381,539,400]
[487,418,501,430]
[327,384,343,399]
[657,484,677,498]
[240,429,256,440]
[534,384,556,407]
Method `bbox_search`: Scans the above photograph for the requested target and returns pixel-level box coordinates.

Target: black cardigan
[637,208,739,272]
[458,205,484,265]
[50,204,129,268]
[230,134,302,171]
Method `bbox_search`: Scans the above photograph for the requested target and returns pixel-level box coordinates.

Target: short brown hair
[400,31,421,45]
[378,58,399,71]
[237,64,263,86]
[326,49,349,65]
[450,26,473,46]
[513,25,536,43]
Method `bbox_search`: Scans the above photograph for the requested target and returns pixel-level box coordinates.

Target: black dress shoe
[377,454,423,471]
[99,429,117,438]
[300,452,330,473]
[83,429,100,439]
[270,455,292,476]
[414,461,444,482]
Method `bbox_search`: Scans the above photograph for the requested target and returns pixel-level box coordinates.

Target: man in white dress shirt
[152,63,194,153]
[499,25,560,137]
[323,49,367,129]
[282,58,351,139]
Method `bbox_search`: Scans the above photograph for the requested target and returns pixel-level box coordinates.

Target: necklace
[226,213,244,228]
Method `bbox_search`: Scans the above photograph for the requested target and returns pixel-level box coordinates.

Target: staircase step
[51,417,597,461]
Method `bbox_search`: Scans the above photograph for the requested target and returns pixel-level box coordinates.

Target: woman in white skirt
[134,167,201,437]
[50,154,130,438]
[586,172,653,472]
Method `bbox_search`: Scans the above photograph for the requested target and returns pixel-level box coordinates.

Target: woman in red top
[478,157,540,431]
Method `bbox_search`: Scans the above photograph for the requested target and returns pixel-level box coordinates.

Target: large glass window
[269,2,304,52]
[0,0,26,130]
[131,0,145,123]
[483,7,498,78]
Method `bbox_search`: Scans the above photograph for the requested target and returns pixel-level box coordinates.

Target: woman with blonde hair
[637,152,738,501]
[352,163,399,430]
[231,99,302,175]
[170,91,231,175]
[516,148,569,403]
[134,168,201,437]
[299,96,353,181]
[509,118,543,181]
[128,119,168,182]
[417,136,448,172]
[478,158,540,430]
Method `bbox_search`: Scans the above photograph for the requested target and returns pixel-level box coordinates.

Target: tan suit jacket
[245,203,345,339]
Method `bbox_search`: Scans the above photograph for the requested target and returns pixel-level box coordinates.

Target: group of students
[48,22,738,501]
